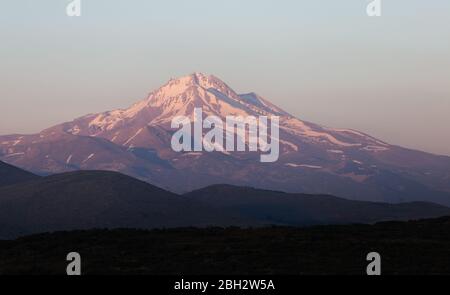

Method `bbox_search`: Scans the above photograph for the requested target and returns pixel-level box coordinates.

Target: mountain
[1,73,450,205]
[0,169,449,239]
[0,160,39,187]
[185,185,450,226]
[0,170,246,239]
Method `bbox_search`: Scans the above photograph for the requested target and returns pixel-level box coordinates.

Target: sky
[1,0,449,156]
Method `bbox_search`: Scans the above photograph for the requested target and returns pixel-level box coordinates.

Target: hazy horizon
[1,0,449,156]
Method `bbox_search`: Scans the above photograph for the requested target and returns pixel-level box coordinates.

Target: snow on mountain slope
[1,73,449,205]
[56,73,389,153]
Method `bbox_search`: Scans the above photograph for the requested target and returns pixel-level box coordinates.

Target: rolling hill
[0,160,39,187]
[0,167,449,239]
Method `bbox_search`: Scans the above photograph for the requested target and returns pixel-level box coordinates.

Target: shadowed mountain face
[0,171,245,239]
[0,161,39,187]
[0,169,449,239]
[184,185,450,226]
[1,73,450,205]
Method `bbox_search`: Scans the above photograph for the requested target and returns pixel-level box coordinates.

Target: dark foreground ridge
[0,160,39,187]
[1,167,450,238]
[1,216,450,275]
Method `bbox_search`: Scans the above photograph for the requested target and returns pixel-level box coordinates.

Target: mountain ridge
[0,165,449,239]
[0,161,39,187]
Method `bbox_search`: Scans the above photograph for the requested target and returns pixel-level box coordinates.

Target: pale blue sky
[1,0,449,155]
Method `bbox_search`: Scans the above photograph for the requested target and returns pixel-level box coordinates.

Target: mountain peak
[144,73,251,119]
[81,72,290,133]
[154,73,236,99]
[170,72,209,86]
[188,72,211,83]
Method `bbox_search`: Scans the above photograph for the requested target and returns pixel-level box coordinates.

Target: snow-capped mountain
[1,73,450,205]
